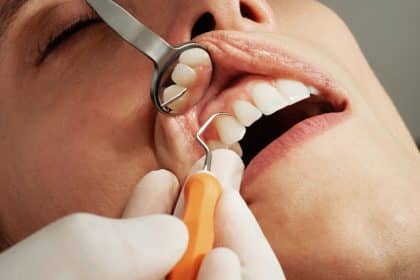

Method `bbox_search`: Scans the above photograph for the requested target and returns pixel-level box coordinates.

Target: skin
[0,0,419,278]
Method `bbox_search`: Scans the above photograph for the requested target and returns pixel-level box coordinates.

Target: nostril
[191,12,216,38]
[240,1,261,22]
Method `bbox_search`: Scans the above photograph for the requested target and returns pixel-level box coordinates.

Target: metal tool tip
[196,112,230,171]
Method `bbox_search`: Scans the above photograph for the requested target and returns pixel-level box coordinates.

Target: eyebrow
[0,0,29,41]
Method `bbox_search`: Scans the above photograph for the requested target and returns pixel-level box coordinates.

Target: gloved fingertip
[123,169,181,218]
[197,247,241,280]
[141,169,179,188]
[208,149,244,191]
[173,149,244,217]
[118,215,189,277]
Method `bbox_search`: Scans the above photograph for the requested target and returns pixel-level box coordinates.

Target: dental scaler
[169,113,229,280]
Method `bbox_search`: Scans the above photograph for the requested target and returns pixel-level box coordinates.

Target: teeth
[208,140,228,150]
[232,100,262,127]
[208,79,318,150]
[215,115,246,146]
[207,140,243,157]
[251,83,288,115]
[179,48,211,67]
[275,79,310,104]
[307,85,320,95]
[229,142,243,157]
[162,85,187,111]
[171,63,196,87]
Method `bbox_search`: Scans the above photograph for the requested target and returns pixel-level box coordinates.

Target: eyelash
[37,14,102,64]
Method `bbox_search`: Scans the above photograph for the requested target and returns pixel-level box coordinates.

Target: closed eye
[37,15,102,64]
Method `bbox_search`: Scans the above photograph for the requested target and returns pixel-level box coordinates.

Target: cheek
[3,48,161,240]
[7,92,158,239]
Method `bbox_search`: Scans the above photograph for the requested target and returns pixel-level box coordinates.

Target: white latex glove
[175,149,286,280]
[0,170,188,280]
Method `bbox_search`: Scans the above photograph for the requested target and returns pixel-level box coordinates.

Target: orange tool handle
[168,171,222,280]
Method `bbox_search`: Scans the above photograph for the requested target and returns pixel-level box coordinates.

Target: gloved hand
[0,150,285,280]
[0,170,188,280]
[175,149,286,280]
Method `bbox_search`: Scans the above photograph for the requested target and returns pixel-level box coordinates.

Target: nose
[165,0,275,43]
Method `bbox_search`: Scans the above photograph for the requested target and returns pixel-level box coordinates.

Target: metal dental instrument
[196,112,230,172]
[169,113,229,280]
[86,0,211,114]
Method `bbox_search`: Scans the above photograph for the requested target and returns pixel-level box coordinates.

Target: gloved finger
[103,215,188,280]
[0,214,188,280]
[215,190,286,280]
[173,149,244,217]
[197,248,241,280]
[123,170,180,218]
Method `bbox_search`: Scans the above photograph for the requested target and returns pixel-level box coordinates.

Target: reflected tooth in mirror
[251,83,288,115]
[275,79,310,105]
[229,142,243,157]
[171,63,196,87]
[162,85,188,111]
[232,100,262,127]
[307,85,320,95]
[179,48,211,67]
[215,115,246,146]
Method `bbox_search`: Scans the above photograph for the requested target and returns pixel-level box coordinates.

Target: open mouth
[240,91,338,166]
[199,75,345,167]
[194,31,348,170]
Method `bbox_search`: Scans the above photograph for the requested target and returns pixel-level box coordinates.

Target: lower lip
[241,109,350,190]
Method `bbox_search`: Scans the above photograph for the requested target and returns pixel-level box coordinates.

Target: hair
[0,236,9,252]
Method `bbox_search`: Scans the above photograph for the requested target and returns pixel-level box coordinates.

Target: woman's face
[1,0,419,277]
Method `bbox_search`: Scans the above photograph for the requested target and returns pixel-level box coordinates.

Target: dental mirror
[86,0,213,115]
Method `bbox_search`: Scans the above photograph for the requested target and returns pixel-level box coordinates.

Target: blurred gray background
[320,0,420,147]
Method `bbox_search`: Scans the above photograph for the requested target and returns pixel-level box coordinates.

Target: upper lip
[192,30,348,121]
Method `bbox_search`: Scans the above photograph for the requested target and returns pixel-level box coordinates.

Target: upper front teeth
[307,85,320,95]
[215,115,246,146]
[251,83,289,115]
[214,79,320,152]
[232,100,262,127]
[275,79,310,104]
